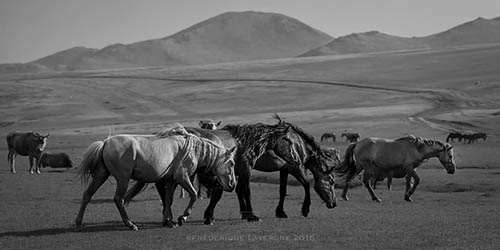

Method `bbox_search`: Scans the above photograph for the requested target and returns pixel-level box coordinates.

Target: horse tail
[334,143,358,182]
[77,140,105,186]
[124,181,149,205]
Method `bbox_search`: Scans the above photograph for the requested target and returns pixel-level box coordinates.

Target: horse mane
[273,113,325,158]
[396,134,445,150]
[221,122,288,161]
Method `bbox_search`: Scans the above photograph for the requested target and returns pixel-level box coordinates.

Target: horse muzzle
[326,201,337,209]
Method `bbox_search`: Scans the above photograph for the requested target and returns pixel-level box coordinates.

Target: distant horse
[464,132,487,144]
[335,135,455,202]
[199,120,221,130]
[75,127,237,231]
[185,115,338,224]
[39,152,73,169]
[341,132,360,142]
[320,132,336,142]
[446,132,463,143]
[6,131,49,174]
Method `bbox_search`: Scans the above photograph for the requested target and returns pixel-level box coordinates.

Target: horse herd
[320,132,361,143]
[5,115,458,231]
[446,132,487,144]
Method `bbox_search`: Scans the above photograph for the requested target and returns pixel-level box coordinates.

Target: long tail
[77,141,105,186]
[124,181,148,205]
[334,143,358,182]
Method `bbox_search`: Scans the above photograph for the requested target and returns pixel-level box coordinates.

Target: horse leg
[203,183,223,225]
[28,155,34,174]
[362,172,381,202]
[75,166,110,231]
[177,178,198,226]
[162,181,178,228]
[275,169,289,218]
[113,178,138,230]
[404,170,420,202]
[34,155,41,174]
[155,180,167,214]
[387,173,393,191]
[7,151,16,174]
[288,166,311,217]
[235,175,248,220]
[341,181,350,201]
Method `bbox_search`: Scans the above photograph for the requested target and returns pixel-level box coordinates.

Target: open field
[1,44,500,249]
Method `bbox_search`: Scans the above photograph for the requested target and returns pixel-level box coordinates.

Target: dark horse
[446,132,463,143]
[341,132,360,142]
[7,131,49,174]
[126,117,338,225]
[321,132,336,142]
[335,135,455,202]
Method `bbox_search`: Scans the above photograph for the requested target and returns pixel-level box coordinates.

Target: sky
[1,0,499,63]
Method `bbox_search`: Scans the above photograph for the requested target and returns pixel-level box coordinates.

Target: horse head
[32,132,49,152]
[303,150,337,209]
[438,143,456,174]
[213,146,237,192]
[199,120,221,130]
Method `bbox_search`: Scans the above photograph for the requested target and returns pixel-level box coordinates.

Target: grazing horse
[199,120,221,130]
[335,135,455,202]
[446,132,463,142]
[191,116,338,224]
[6,131,49,174]
[75,127,237,231]
[320,132,336,142]
[464,132,487,144]
[341,132,360,142]
[39,152,73,169]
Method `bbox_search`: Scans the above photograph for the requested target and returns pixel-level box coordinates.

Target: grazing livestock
[6,131,49,174]
[75,126,237,231]
[39,152,73,169]
[320,132,336,142]
[341,132,361,142]
[446,132,463,142]
[335,135,455,202]
[446,131,487,144]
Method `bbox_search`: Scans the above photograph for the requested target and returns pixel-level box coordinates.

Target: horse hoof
[36,170,41,174]
[341,195,349,201]
[130,224,139,231]
[178,217,186,226]
[301,208,310,217]
[246,216,261,222]
[74,225,83,232]
[204,219,214,225]
[163,220,177,228]
[372,198,382,202]
[276,211,288,218]
[29,171,34,174]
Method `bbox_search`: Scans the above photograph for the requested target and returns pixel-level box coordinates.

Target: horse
[126,121,292,224]
[194,115,338,224]
[320,132,336,142]
[6,131,49,174]
[446,132,463,143]
[39,152,73,169]
[199,120,221,130]
[75,127,237,231]
[335,135,455,202]
[178,120,221,199]
[464,132,487,143]
[341,132,360,142]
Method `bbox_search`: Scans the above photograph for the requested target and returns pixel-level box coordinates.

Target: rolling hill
[301,16,500,56]
[33,11,333,70]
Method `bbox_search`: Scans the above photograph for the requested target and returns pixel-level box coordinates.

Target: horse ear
[447,145,454,150]
[45,133,50,138]
[216,121,221,126]
[199,121,203,126]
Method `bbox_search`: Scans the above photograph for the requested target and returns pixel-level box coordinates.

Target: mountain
[301,16,500,57]
[34,11,333,70]
[33,46,98,70]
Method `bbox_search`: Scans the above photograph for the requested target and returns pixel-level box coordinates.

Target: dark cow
[40,152,73,169]
[6,131,49,174]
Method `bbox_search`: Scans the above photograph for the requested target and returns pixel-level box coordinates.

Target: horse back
[355,137,418,170]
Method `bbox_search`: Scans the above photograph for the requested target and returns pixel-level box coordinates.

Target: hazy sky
[1,0,499,63]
